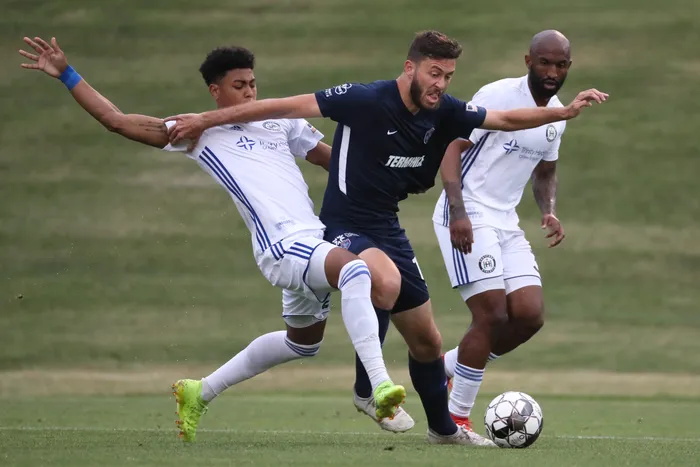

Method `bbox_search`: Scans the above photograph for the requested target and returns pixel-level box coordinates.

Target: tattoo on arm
[138,120,168,135]
[532,162,557,215]
[445,180,467,221]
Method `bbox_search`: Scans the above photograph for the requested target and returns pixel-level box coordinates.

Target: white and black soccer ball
[484,391,543,448]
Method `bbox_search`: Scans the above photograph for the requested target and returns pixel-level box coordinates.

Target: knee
[409,328,443,361]
[371,272,401,310]
[471,294,509,331]
[518,306,545,336]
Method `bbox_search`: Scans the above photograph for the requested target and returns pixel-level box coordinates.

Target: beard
[409,76,440,110]
[528,68,566,99]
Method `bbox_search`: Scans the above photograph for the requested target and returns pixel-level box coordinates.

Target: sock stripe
[454,364,484,382]
[339,268,371,289]
[339,263,371,289]
[284,338,320,357]
[488,352,499,361]
[339,263,366,282]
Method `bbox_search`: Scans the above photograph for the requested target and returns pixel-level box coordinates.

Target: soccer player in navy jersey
[167,30,607,445]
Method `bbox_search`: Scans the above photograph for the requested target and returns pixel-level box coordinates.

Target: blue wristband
[59,65,82,91]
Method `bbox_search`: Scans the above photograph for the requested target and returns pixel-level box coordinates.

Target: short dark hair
[407,30,462,62]
[199,46,255,85]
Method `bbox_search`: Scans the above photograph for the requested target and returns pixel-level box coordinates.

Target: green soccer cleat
[172,379,208,442]
[373,381,407,420]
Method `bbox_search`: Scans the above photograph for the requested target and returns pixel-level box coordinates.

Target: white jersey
[164,118,325,258]
[433,75,566,230]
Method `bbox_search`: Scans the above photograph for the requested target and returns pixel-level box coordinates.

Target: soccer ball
[484,391,543,448]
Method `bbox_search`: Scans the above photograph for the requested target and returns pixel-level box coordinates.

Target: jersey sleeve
[543,123,565,161]
[314,83,376,124]
[443,94,487,142]
[162,120,195,157]
[463,85,509,144]
[287,119,325,159]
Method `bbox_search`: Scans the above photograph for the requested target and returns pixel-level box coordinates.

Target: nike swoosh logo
[387,130,397,135]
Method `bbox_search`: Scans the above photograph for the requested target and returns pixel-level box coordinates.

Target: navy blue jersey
[315,80,487,229]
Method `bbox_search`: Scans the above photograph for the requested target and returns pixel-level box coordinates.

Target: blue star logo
[236,136,255,151]
[503,139,520,155]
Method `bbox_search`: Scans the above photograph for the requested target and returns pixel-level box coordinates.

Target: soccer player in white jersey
[18,36,407,442]
[432,30,572,432]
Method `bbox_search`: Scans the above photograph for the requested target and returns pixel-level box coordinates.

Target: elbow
[101,112,123,133]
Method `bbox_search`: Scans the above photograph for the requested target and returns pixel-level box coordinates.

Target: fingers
[23,37,44,54]
[51,37,63,54]
[33,36,54,53]
[163,115,182,123]
[20,63,41,70]
[186,138,199,152]
[549,232,565,248]
[578,89,609,104]
[18,49,39,61]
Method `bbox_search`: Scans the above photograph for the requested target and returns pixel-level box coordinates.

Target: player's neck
[527,80,551,107]
[396,76,421,114]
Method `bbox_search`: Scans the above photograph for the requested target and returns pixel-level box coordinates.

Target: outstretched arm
[480,89,608,132]
[167,94,322,145]
[19,36,169,148]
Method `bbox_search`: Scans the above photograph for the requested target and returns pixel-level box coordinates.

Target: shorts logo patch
[478,254,497,274]
[331,232,358,250]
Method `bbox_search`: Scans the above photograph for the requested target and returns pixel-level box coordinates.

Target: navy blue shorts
[324,224,430,313]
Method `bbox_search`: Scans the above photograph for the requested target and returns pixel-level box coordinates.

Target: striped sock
[488,352,500,362]
[339,260,390,391]
[448,363,484,418]
[201,330,319,401]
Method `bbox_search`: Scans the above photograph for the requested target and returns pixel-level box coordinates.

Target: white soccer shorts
[433,222,542,301]
[256,229,336,328]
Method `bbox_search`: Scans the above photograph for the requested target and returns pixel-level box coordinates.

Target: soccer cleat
[373,381,407,420]
[354,390,415,433]
[427,424,498,447]
[172,379,208,442]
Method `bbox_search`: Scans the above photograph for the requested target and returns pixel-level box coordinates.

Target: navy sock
[409,353,457,436]
[354,308,391,398]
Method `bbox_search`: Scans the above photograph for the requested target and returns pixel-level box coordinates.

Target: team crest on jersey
[546,124,557,142]
[424,127,435,144]
[263,121,282,132]
[478,254,497,274]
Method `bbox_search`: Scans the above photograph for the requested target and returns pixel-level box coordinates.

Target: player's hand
[563,89,609,119]
[165,113,206,149]
[18,36,68,78]
[450,217,474,254]
[541,213,565,248]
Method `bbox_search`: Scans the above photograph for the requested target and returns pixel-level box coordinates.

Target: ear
[524,54,532,69]
[403,59,415,77]
[566,59,573,70]
[209,83,219,100]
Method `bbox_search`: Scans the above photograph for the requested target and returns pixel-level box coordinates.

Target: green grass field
[1,0,700,465]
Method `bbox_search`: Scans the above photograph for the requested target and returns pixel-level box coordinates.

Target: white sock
[338,260,390,391]
[449,363,484,418]
[444,346,458,379]
[201,330,320,402]
[444,347,500,379]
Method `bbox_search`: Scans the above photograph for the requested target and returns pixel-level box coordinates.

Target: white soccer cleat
[427,425,498,447]
[353,392,415,433]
